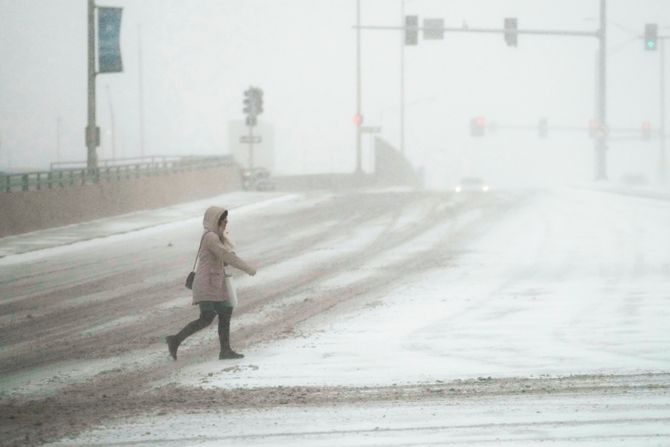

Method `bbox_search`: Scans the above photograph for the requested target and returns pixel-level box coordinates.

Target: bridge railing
[1,155,236,193]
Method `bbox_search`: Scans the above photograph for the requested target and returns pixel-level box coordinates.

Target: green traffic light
[645,24,658,51]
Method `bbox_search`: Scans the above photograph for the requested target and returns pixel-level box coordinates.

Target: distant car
[241,168,275,191]
[454,177,489,193]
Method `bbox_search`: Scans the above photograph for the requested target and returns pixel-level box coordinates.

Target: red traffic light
[353,113,364,126]
[588,119,601,138]
[470,116,486,137]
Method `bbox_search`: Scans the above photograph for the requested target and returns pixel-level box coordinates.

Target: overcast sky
[0,0,668,187]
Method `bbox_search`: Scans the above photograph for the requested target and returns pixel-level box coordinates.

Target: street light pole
[138,24,146,160]
[56,116,62,162]
[400,0,406,156]
[86,0,98,172]
[595,0,608,180]
[659,38,667,184]
[355,0,363,174]
[105,85,117,161]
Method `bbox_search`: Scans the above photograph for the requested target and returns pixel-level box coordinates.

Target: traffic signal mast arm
[486,121,660,141]
[352,2,616,181]
[354,23,598,39]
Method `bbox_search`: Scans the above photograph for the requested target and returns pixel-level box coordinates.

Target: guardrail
[49,155,182,171]
[1,155,236,193]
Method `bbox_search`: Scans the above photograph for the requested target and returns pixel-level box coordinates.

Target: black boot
[167,310,216,360]
[218,307,244,359]
[166,335,179,360]
[219,350,244,360]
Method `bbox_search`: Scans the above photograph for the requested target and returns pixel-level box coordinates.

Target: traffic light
[405,15,418,46]
[254,88,264,115]
[243,88,253,115]
[641,121,652,140]
[538,118,548,139]
[504,18,518,47]
[470,116,486,137]
[243,87,264,119]
[644,24,658,51]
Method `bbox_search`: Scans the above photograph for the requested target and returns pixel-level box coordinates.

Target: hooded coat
[192,206,256,305]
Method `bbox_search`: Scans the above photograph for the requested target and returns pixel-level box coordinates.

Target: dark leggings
[175,307,233,346]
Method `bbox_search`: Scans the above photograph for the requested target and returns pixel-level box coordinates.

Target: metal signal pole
[248,120,255,169]
[138,24,146,159]
[356,0,611,181]
[105,85,117,160]
[659,38,667,184]
[355,0,363,174]
[56,116,62,162]
[86,0,99,172]
[400,0,406,156]
[594,0,608,180]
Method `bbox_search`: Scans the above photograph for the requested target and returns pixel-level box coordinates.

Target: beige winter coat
[192,206,256,304]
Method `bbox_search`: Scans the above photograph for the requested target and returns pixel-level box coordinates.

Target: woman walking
[167,206,256,360]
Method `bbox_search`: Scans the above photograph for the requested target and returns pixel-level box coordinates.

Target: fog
[2,3,670,442]
[0,0,668,188]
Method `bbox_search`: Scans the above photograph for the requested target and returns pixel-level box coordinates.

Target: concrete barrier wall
[274,139,419,191]
[0,166,240,237]
[374,137,421,188]
[1,142,417,237]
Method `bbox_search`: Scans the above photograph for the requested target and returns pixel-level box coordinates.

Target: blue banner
[98,7,123,73]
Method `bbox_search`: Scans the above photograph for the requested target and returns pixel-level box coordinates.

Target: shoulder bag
[185,232,209,289]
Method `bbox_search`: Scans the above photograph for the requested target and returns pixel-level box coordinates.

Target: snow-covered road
[164,189,670,390]
[50,382,670,446]
[1,187,669,446]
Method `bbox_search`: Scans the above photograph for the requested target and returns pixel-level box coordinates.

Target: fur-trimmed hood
[202,206,227,232]
[202,206,234,250]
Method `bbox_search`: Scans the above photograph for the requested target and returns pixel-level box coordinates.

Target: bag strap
[192,231,212,271]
